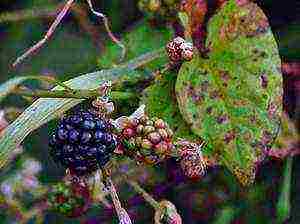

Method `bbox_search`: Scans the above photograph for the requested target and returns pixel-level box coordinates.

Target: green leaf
[0,76,29,102]
[212,206,238,224]
[0,75,74,103]
[276,157,292,223]
[175,0,282,185]
[141,71,197,141]
[97,20,172,70]
[0,49,163,169]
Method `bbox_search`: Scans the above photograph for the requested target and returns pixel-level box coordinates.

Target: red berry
[123,128,136,138]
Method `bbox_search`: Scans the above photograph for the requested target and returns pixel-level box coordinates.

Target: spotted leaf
[176,0,282,185]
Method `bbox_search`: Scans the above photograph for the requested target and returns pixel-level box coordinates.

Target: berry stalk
[125,177,160,210]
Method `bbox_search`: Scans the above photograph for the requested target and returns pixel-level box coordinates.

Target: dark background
[0,0,299,223]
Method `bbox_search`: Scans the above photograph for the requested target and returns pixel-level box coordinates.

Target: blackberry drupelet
[49,110,117,176]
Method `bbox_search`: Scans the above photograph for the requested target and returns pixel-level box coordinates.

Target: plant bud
[158,128,169,140]
[154,119,166,129]
[148,132,162,144]
[141,139,153,149]
[135,137,143,147]
[136,124,144,134]
[181,42,194,61]
[144,125,156,134]
[166,128,174,138]
[123,128,136,138]
[146,120,154,126]
[140,115,149,124]
[155,141,169,154]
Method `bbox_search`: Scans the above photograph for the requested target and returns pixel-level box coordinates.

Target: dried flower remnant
[176,139,207,179]
[166,37,194,64]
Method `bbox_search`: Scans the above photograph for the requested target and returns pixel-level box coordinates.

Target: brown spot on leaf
[216,114,228,124]
[250,115,257,124]
[187,85,204,104]
[200,80,209,92]
[261,130,273,145]
[243,131,252,142]
[224,130,236,143]
[206,107,213,114]
[220,70,230,87]
[234,99,247,106]
[209,90,220,99]
[267,102,277,118]
[260,74,268,88]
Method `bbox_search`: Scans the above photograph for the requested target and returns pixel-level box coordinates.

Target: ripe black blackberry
[49,110,117,176]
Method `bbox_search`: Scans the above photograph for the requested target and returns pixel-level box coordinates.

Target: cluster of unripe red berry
[118,115,174,165]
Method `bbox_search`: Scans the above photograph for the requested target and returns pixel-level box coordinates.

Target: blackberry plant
[0,0,293,223]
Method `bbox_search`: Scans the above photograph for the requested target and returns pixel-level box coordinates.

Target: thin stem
[13,88,135,100]
[12,0,75,67]
[86,0,126,62]
[124,176,160,210]
[106,178,133,224]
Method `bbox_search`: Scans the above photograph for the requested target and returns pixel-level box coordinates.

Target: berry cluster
[48,181,91,217]
[166,37,194,64]
[119,116,174,165]
[49,110,117,176]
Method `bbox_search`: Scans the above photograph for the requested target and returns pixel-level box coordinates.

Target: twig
[86,0,126,62]
[71,4,104,52]
[123,176,160,210]
[106,178,133,224]
[12,0,75,67]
